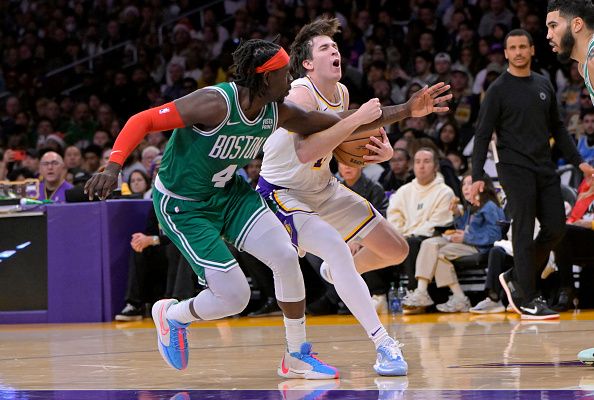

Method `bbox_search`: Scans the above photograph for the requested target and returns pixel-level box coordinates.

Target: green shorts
[153,176,270,285]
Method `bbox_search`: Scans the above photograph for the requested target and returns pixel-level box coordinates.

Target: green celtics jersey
[158,82,279,200]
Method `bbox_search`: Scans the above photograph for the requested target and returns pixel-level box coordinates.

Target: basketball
[333,129,383,167]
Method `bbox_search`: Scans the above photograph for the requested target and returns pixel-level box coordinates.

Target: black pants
[126,244,170,306]
[554,224,594,289]
[497,163,566,300]
[485,246,514,299]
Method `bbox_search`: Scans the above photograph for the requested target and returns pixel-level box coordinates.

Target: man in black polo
[471,29,594,319]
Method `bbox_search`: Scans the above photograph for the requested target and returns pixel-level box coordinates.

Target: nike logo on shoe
[281,356,289,374]
[159,304,170,336]
[520,306,537,314]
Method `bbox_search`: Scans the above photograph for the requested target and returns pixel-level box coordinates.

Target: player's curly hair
[232,39,282,104]
[547,0,594,29]
[290,17,340,78]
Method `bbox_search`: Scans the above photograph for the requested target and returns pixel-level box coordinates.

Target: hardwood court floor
[1,311,594,399]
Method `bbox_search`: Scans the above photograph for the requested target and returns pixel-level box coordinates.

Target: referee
[471,29,594,319]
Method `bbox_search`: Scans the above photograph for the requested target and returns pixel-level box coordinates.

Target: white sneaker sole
[499,273,521,315]
[151,299,178,370]
[469,306,506,314]
[277,367,337,380]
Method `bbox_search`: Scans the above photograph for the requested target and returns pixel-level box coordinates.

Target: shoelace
[169,324,188,351]
[382,340,404,360]
[299,350,327,367]
[122,304,137,313]
[534,296,548,307]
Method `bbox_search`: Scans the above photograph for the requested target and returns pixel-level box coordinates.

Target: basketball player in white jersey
[258,18,452,376]
[547,0,594,367]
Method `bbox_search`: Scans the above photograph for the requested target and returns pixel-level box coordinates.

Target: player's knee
[226,276,251,314]
[270,244,299,273]
[381,231,409,265]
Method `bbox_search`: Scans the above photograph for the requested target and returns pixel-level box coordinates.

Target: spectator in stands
[469,245,513,314]
[64,146,83,170]
[21,149,40,177]
[434,52,452,85]
[128,170,150,196]
[436,122,461,155]
[140,146,160,174]
[93,130,112,149]
[65,102,98,146]
[478,0,514,38]
[449,63,480,145]
[413,51,437,85]
[403,173,505,314]
[578,109,594,166]
[552,177,594,311]
[115,207,175,321]
[38,151,73,203]
[386,147,455,291]
[82,144,102,174]
[380,147,413,192]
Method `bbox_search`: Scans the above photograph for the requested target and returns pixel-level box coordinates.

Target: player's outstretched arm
[337,82,452,134]
[278,98,382,163]
[85,89,226,200]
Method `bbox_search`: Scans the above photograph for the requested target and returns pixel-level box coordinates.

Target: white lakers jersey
[260,76,348,191]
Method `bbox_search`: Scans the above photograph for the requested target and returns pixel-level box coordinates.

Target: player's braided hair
[290,17,340,78]
[547,0,594,29]
[232,39,282,104]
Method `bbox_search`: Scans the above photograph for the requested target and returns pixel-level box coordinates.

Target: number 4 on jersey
[212,164,237,187]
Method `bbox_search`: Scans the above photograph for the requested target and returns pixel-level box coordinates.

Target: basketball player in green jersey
[547,0,594,367]
[85,38,451,378]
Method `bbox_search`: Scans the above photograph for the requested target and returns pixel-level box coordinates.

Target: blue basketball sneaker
[374,339,408,376]
[278,342,339,379]
[151,299,190,370]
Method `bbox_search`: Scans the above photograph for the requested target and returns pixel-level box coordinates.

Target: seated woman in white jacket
[403,173,505,314]
[386,147,456,292]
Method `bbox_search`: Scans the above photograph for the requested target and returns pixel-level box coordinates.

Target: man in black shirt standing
[471,29,594,320]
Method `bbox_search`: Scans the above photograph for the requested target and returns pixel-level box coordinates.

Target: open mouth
[332,59,340,68]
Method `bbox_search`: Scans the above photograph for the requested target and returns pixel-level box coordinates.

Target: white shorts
[259,177,381,245]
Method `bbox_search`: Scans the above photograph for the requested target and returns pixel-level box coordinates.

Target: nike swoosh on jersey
[226,120,240,126]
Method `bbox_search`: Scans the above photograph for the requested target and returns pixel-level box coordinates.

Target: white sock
[166,298,200,324]
[320,261,334,284]
[284,316,306,353]
[369,325,390,349]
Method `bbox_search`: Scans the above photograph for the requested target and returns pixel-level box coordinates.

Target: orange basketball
[333,129,383,168]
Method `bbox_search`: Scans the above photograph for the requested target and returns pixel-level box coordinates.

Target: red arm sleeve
[108,102,185,165]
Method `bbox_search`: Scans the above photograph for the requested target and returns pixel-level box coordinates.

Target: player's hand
[469,180,485,206]
[407,82,452,117]
[363,128,392,164]
[354,98,382,125]
[84,161,121,200]
[579,162,594,179]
